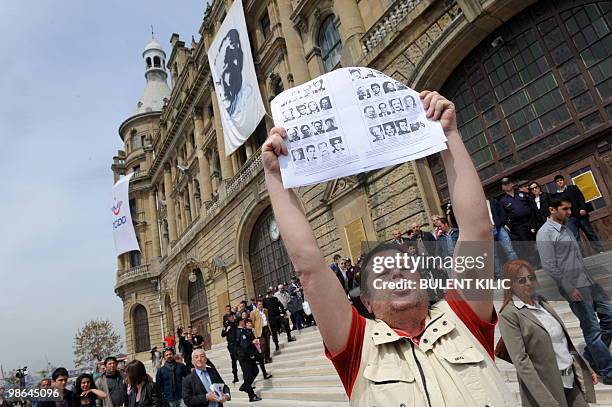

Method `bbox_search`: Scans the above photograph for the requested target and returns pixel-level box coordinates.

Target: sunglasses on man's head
[516,275,537,285]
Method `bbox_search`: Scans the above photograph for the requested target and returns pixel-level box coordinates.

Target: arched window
[153,56,161,67]
[249,207,294,296]
[146,57,152,68]
[133,304,150,353]
[318,16,342,72]
[429,0,612,202]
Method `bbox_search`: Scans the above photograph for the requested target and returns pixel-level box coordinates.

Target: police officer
[499,177,536,260]
[236,317,261,402]
[221,312,239,384]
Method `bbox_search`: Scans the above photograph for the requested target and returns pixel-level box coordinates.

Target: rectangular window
[260,11,271,39]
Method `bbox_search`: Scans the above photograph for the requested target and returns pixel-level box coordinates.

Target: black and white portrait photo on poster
[313,120,325,135]
[324,117,338,132]
[356,85,371,100]
[382,81,396,93]
[389,98,404,113]
[318,141,331,158]
[320,96,332,110]
[291,148,305,162]
[396,119,410,134]
[305,145,318,161]
[349,68,362,80]
[404,94,420,114]
[208,0,265,155]
[282,108,295,121]
[369,125,385,142]
[370,82,382,97]
[307,100,320,114]
[395,81,408,90]
[383,121,397,137]
[363,105,377,119]
[329,136,345,153]
[410,121,426,131]
[378,102,392,117]
[300,124,314,138]
[296,104,309,117]
[287,126,300,142]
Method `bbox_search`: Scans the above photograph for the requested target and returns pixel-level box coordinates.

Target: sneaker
[249,395,262,402]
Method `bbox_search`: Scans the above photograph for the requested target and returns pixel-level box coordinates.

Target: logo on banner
[112,197,127,229]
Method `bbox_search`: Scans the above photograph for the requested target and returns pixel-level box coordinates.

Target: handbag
[302,300,312,316]
[494,337,512,363]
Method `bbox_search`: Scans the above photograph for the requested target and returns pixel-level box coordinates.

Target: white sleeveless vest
[349,300,515,407]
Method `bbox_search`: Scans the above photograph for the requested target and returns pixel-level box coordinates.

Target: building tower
[112,37,171,361]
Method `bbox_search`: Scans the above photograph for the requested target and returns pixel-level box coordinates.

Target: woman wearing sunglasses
[499,259,597,407]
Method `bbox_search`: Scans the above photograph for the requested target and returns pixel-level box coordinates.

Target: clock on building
[269,218,280,241]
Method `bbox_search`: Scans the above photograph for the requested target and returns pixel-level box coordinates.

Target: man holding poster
[208,0,265,156]
[262,91,514,406]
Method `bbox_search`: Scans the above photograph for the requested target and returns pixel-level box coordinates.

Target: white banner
[271,67,448,188]
[208,0,265,156]
[112,172,140,256]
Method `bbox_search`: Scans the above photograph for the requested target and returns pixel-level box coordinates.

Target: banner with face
[208,0,265,156]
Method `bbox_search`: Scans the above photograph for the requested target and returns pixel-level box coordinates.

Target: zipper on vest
[411,341,432,407]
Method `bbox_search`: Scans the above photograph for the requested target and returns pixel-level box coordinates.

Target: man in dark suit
[527,181,551,232]
[554,174,604,252]
[183,349,231,407]
[335,258,353,294]
[408,222,436,255]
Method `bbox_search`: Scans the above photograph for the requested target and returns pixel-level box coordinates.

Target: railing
[116,264,151,287]
[361,0,422,55]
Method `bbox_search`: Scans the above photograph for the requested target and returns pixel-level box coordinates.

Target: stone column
[185,135,193,157]
[163,167,178,242]
[231,154,239,174]
[333,0,366,65]
[178,194,187,232]
[193,113,213,202]
[245,140,254,159]
[187,180,195,220]
[277,0,310,84]
[210,91,234,179]
[148,191,161,258]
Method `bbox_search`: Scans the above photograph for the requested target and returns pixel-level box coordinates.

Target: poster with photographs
[271,67,447,188]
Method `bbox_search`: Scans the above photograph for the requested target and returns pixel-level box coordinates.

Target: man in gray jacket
[536,195,612,384]
[95,357,127,407]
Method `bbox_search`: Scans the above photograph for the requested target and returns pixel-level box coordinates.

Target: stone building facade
[112,0,611,360]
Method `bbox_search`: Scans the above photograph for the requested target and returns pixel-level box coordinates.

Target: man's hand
[580,209,587,217]
[262,127,288,174]
[592,372,599,385]
[206,392,220,402]
[569,289,583,302]
[420,90,458,133]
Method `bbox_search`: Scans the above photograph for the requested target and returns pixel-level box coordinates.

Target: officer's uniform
[499,191,535,242]
[236,326,259,400]
[221,316,239,382]
[499,191,536,261]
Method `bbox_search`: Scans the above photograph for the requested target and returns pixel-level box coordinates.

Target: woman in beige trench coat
[499,259,598,407]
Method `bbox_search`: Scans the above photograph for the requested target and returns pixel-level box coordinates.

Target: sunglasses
[516,275,537,285]
[529,185,540,190]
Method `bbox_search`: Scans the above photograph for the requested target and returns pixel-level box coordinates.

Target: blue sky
[0,0,206,373]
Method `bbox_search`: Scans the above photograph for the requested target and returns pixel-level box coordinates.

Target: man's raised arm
[421,91,493,322]
[262,128,352,354]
